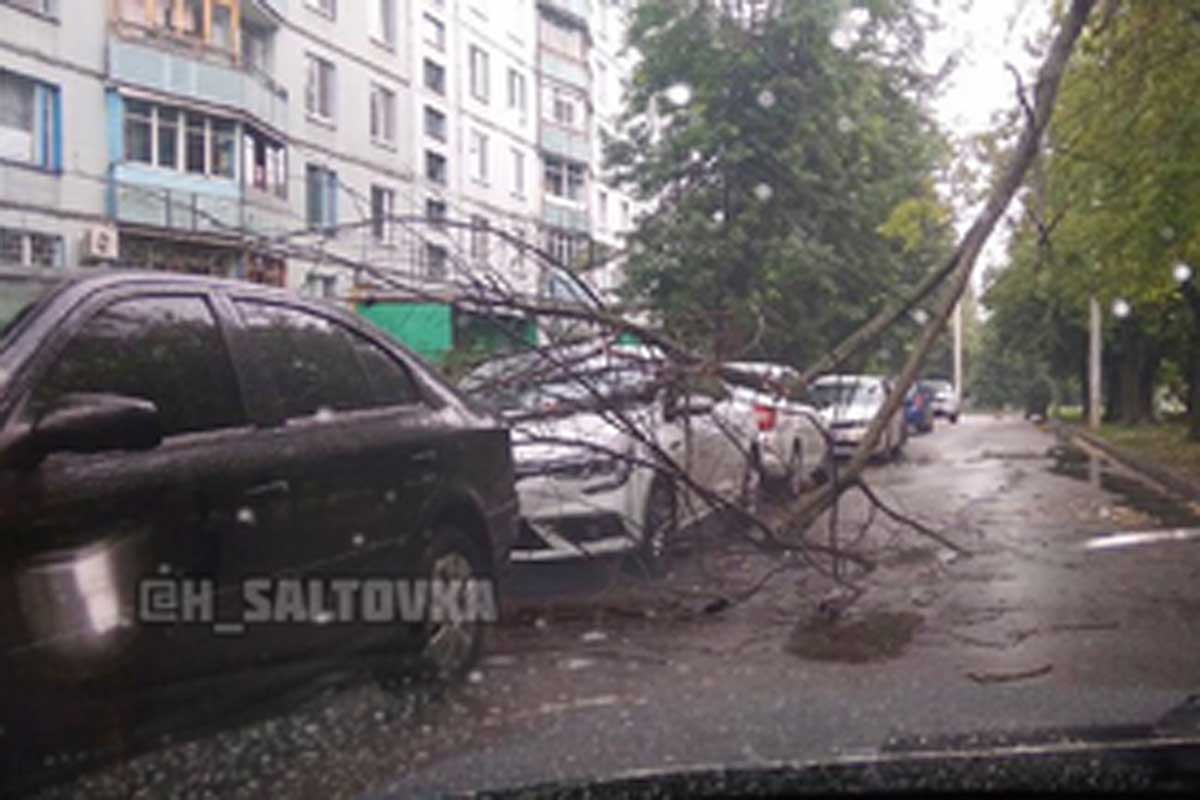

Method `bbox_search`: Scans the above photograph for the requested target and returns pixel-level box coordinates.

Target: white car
[923,378,961,423]
[810,374,907,460]
[461,346,759,574]
[721,361,831,495]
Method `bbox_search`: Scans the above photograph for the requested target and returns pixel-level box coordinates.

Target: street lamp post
[1088,295,1102,430]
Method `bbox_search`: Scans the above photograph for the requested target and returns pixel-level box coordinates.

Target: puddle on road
[786,611,923,663]
[1045,445,1200,529]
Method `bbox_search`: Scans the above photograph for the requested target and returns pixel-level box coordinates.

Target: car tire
[639,475,678,578]
[950,413,959,424]
[380,525,490,687]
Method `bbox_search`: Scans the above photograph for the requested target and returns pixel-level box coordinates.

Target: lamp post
[1172,262,1200,440]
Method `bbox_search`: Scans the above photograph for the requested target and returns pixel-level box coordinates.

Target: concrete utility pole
[952,301,963,404]
[1088,295,1102,429]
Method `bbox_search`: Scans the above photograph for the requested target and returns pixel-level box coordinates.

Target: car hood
[508,409,649,465]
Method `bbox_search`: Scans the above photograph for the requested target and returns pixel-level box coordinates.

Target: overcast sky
[920,0,1052,287]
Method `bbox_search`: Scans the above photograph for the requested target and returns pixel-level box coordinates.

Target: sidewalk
[1055,421,1200,502]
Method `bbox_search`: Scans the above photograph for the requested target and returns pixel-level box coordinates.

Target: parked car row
[0,270,949,783]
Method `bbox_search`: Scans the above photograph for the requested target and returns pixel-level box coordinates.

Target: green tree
[607,0,953,367]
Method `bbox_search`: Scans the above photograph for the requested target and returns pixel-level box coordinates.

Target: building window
[469,129,488,183]
[470,215,489,262]
[539,16,583,59]
[371,0,396,47]
[185,112,206,173]
[125,99,243,181]
[370,83,396,145]
[306,164,338,232]
[423,242,448,279]
[621,199,631,228]
[371,185,395,246]
[0,227,63,268]
[507,68,526,114]
[424,106,447,142]
[424,14,445,51]
[426,197,446,228]
[306,0,336,19]
[117,1,240,55]
[545,156,585,202]
[305,54,336,122]
[552,90,577,128]
[2,0,58,17]
[469,45,489,103]
[0,70,59,171]
[598,190,608,230]
[423,59,446,95]
[242,24,272,73]
[243,126,287,199]
[210,119,236,178]
[512,148,525,196]
[425,150,447,185]
[545,230,587,269]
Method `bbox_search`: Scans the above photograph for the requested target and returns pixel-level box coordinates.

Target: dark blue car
[905,382,935,434]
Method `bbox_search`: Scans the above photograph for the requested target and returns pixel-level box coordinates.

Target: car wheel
[414,525,490,684]
[639,475,678,578]
[950,413,959,424]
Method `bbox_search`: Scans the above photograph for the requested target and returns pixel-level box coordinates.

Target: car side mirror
[30,392,162,460]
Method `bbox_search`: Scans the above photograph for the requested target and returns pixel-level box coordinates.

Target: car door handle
[410,449,439,465]
[245,479,290,498]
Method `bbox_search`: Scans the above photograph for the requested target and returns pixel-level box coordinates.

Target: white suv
[721,361,831,495]
[462,346,759,574]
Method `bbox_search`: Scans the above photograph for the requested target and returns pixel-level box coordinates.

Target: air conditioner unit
[81,225,119,262]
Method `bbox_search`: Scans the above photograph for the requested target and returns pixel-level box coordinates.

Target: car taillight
[754,405,777,432]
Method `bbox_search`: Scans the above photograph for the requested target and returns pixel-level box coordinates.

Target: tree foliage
[607,0,955,367]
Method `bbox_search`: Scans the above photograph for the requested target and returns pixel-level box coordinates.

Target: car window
[31,294,245,437]
[346,331,423,407]
[235,301,373,420]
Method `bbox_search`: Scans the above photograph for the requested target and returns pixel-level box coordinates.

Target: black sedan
[0,268,517,783]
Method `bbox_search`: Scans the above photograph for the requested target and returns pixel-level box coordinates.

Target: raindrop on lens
[665,82,693,106]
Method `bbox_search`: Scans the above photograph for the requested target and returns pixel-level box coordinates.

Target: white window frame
[370,0,396,47]
[511,147,525,197]
[305,53,337,123]
[469,128,488,184]
[370,184,396,246]
[424,14,445,51]
[507,68,526,115]
[469,45,490,103]
[369,83,396,145]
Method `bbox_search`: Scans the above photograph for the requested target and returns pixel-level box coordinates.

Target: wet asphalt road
[32,414,1200,798]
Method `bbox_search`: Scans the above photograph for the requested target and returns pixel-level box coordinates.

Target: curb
[1051,420,1200,502]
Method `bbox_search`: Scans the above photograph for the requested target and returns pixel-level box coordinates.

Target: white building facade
[0,0,640,357]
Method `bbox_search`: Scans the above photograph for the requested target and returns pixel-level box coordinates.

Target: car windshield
[811,381,880,408]
[13,0,1200,797]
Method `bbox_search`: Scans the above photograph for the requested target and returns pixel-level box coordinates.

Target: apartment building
[0,0,640,360]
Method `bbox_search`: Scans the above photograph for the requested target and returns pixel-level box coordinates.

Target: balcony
[542,202,590,235]
[108,32,288,133]
[109,176,294,241]
[540,50,590,91]
[538,0,590,30]
[540,125,591,162]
